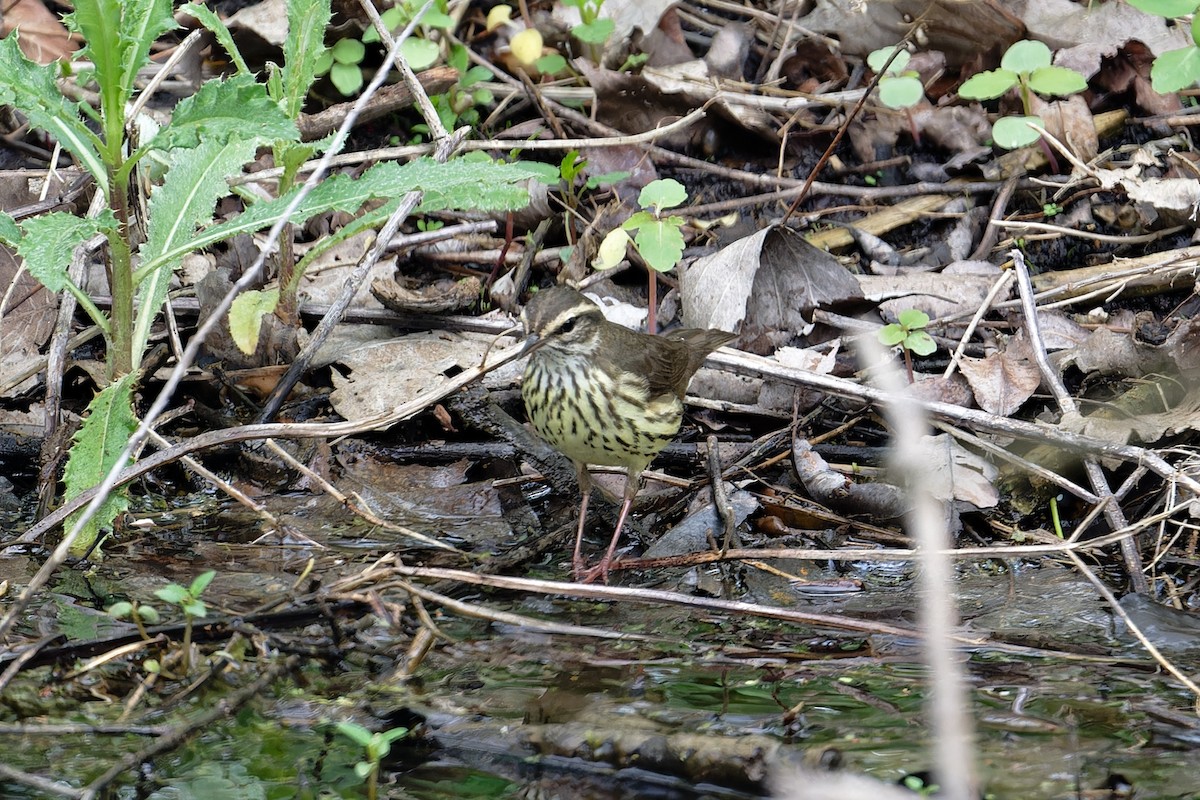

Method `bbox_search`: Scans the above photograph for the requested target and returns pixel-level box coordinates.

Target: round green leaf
[314,50,333,76]
[992,115,1043,149]
[867,46,910,75]
[1194,13,1200,47]
[897,308,929,329]
[878,325,906,346]
[1151,45,1200,93]
[638,178,687,212]
[332,37,365,64]
[330,61,363,96]
[535,53,568,75]
[879,75,924,108]
[958,69,1018,100]
[574,18,614,45]
[906,331,937,356]
[1027,65,1087,97]
[1001,39,1052,74]
[402,37,440,71]
[108,601,133,618]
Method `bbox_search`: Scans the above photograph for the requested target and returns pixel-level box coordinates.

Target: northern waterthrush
[520,285,735,583]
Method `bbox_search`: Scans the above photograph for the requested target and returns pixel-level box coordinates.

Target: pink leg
[579,470,640,584]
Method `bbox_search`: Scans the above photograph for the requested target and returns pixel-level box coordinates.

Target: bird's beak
[519,331,542,357]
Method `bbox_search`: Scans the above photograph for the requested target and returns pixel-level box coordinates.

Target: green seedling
[1126,0,1200,93]
[316,37,367,96]
[153,569,216,674]
[868,46,925,109]
[562,0,614,48]
[593,178,688,331]
[878,308,937,382]
[107,599,162,639]
[336,721,411,800]
[958,39,1088,149]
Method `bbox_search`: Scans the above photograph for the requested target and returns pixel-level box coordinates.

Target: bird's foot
[576,557,615,584]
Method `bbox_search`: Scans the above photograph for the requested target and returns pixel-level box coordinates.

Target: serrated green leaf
[0,36,104,184]
[133,137,262,366]
[992,115,1043,149]
[0,212,21,246]
[958,68,1018,100]
[1001,40,1052,74]
[68,0,175,111]
[638,178,687,212]
[141,158,543,277]
[1151,45,1200,93]
[634,219,685,272]
[1027,65,1087,97]
[230,289,280,354]
[281,0,332,117]
[63,374,138,556]
[17,212,115,293]
[147,74,298,151]
[181,3,248,74]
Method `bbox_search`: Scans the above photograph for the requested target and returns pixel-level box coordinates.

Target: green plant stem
[105,164,135,378]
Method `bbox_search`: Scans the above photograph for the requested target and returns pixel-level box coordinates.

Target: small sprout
[958,39,1088,149]
[337,722,411,800]
[868,46,925,109]
[879,308,936,383]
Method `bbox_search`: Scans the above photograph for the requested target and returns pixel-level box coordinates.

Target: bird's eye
[559,318,577,334]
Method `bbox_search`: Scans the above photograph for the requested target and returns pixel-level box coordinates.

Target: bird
[519,285,735,583]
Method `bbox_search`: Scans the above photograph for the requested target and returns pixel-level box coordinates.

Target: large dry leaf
[681,224,864,352]
[958,348,1041,417]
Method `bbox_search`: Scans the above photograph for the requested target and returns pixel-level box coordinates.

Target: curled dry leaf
[681,224,864,354]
